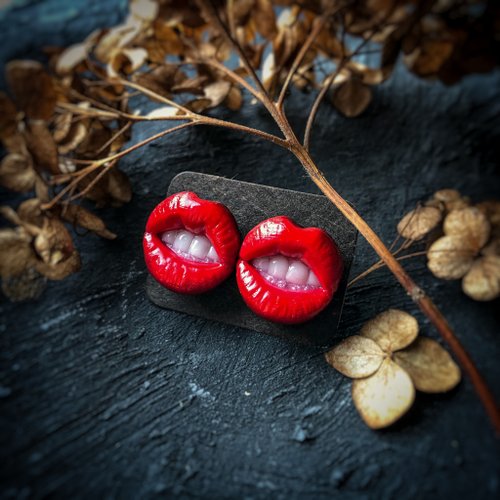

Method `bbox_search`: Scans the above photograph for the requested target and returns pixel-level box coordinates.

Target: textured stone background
[0,1,499,499]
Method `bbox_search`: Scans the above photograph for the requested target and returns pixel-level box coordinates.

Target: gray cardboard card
[146,172,357,347]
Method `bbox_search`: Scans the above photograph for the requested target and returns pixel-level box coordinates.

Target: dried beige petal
[6,60,56,121]
[145,106,179,119]
[203,81,231,107]
[331,77,372,118]
[360,309,419,353]
[394,337,461,393]
[462,255,500,301]
[18,198,44,226]
[0,153,36,192]
[443,207,490,250]
[224,86,243,111]
[56,43,89,75]
[397,206,442,241]
[427,235,476,279]
[130,0,158,21]
[352,358,415,429]
[325,335,385,379]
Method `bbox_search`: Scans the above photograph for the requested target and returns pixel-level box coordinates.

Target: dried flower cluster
[396,189,500,301]
[325,309,461,429]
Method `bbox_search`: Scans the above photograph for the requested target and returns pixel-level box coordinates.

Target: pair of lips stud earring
[143,191,343,324]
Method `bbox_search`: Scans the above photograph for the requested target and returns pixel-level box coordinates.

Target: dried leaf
[331,78,372,118]
[0,228,35,278]
[61,205,117,240]
[24,120,59,174]
[254,0,277,39]
[360,309,419,353]
[6,60,56,120]
[325,335,385,379]
[352,358,415,429]
[397,206,442,241]
[443,207,490,250]
[394,337,461,393]
[427,235,476,279]
[0,153,36,192]
[462,255,500,301]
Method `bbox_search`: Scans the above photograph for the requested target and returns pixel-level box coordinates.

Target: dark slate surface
[1,1,500,499]
[147,172,357,345]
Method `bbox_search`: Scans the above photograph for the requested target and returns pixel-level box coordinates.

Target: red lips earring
[143,191,240,294]
[236,216,343,324]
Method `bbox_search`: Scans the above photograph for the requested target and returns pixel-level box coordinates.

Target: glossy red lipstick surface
[143,191,240,294]
[236,216,343,324]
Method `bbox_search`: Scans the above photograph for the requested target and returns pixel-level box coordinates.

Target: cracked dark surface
[0,1,499,499]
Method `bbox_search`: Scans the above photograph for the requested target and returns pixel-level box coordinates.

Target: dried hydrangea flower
[325,309,460,429]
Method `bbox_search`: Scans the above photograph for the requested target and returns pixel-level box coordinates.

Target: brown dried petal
[6,60,56,120]
[325,335,385,379]
[36,250,81,280]
[360,309,419,353]
[394,337,461,393]
[397,206,442,241]
[331,78,372,118]
[433,189,469,212]
[462,255,500,302]
[18,198,44,226]
[62,205,116,240]
[224,86,243,111]
[57,122,88,155]
[134,65,186,99]
[0,153,36,192]
[0,228,35,278]
[352,358,415,429]
[476,200,500,237]
[24,120,59,174]
[254,0,277,39]
[443,207,490,250]
[427,235,476,279]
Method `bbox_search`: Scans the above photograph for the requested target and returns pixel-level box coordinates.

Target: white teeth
[189,235,211,260]
[160,229,220,263]
[253,257,270,272]
[251,255,321,290]
[173,230,193,252]
[206,245,220,262]
[285,260,309,286]
[268,256,289,280]
[307,271,320,287]
[161,230,177,246]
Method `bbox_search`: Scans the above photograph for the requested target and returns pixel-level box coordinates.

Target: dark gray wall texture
[0,1,499,499]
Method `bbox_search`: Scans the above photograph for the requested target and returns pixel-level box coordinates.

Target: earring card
[145,172,358,347]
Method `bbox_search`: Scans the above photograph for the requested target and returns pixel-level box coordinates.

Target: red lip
[236,216,343,324]
[143,191,240,294]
